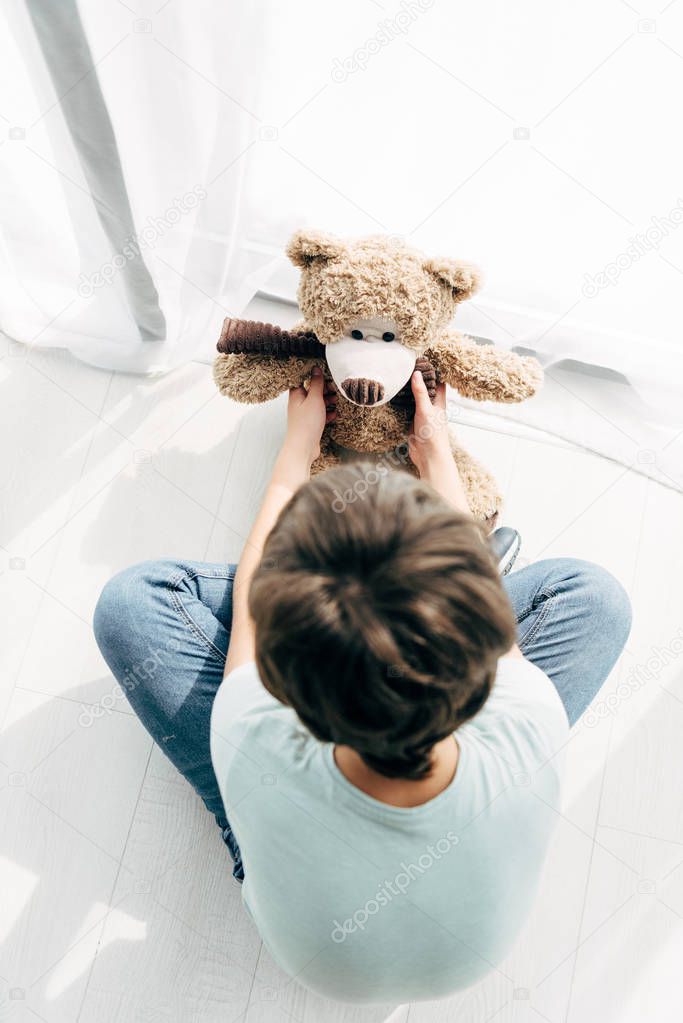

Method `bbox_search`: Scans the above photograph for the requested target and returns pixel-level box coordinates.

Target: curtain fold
[25,0,167,345]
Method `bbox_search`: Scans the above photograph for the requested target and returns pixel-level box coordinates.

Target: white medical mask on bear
[325,317,416,407]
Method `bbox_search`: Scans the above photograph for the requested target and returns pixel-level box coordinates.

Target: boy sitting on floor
[94,370,630,1003]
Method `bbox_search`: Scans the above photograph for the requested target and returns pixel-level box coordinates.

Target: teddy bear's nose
[342,377,385,405]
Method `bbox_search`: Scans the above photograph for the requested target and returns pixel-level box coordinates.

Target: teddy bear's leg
[448,432,502,530]
[311,432,342,475]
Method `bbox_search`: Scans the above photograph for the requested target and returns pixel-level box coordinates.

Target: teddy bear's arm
[213,353,323,403]
[426,334,543,403]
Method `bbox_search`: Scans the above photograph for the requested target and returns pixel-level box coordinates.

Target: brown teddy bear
[213,230,543,525]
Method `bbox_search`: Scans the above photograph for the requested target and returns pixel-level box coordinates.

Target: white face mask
[325,317,416,407]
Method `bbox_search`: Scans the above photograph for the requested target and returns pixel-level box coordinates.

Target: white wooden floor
[1,344,682,1023]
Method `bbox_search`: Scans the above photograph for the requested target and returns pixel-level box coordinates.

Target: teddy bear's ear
[286,230,345,269]
[423,257,482,302]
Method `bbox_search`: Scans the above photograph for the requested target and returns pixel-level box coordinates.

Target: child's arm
[224,369,336,677]
[407,372,471,515]
[408,372,523,658]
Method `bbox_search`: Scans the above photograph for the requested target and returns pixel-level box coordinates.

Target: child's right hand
[273,368,337,487]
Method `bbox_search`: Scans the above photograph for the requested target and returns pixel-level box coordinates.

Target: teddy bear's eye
[351,329,364,340]
[382,332,395,342]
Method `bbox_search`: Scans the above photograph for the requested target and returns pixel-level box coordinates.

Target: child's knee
[94,564,138,659]
[93,560,174,661]
[533,557,632,647]
[569,560,632,644]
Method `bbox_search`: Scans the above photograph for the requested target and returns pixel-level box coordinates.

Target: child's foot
[488,527,521,576]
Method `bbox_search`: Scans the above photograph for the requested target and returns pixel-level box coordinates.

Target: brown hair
[249,464,516,780]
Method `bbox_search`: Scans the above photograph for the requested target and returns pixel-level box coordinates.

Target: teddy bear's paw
[212,353,233,395]
[486,349,544,402]
[212,352,269,402]
[518,355,544,397]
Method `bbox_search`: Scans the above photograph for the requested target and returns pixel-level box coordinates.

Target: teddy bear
[213,230,543,525]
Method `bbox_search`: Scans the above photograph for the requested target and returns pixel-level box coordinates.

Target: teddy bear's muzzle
[326,333,416,407]
[341,377,385,405]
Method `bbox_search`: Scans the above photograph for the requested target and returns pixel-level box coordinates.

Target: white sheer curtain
[3,1,683,418]
[2,0,280,372]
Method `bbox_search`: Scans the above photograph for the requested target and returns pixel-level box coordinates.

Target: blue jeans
[93,558,631,880]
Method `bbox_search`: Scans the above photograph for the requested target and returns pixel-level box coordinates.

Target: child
[94,370,631,1003]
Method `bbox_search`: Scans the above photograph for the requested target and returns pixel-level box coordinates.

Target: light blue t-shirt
[210,656,568,1003]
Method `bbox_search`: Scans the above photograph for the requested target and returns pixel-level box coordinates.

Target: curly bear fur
[213,230,543,525]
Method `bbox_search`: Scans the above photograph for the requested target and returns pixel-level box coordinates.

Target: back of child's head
[249,463,516,780]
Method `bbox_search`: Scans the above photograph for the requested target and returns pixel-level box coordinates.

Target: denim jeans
[93,557,631,880]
